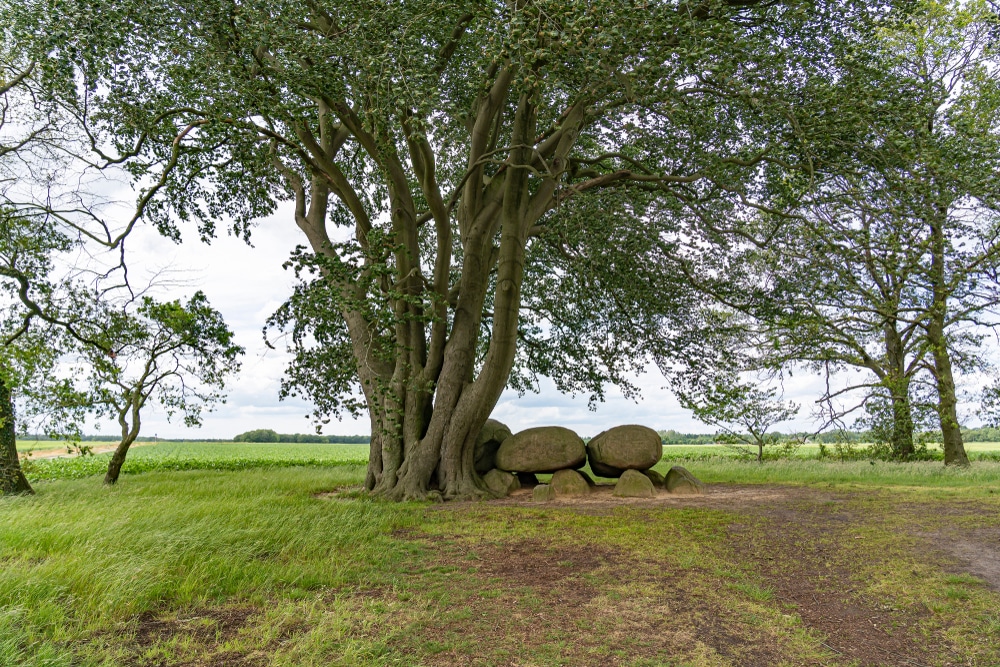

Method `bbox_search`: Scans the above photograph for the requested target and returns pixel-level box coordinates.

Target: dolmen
[477,420,705,500]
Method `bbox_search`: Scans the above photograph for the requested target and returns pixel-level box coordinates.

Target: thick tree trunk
[883,324,915,459]
[887,379,914,459]
[927,315,968,465]
[0,377,33,495]
[927,215,969,466]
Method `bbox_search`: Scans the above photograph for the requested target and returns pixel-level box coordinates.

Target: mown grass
[3,454,1000,666]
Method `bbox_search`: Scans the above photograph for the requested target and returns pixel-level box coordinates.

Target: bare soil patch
[944,531,1000,590]
[914,528,1000,591]
[445,483,996,666]
[491,482,830,512]
[392,534,789,666]
[125,606,264,667]
[25,441,153,460]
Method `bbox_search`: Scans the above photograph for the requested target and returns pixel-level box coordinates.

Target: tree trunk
[0,377,33,495]
[105,394,141,485]
[927,314,968,465]
[103,437,137,485]
[927,214,969,466]
[883,324,915,459]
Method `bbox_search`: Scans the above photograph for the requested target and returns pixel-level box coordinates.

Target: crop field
[17,441,370,482]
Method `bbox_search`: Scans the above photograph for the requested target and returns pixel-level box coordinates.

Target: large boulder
[550,469,590,497]
[613,469,656,498]
[665,466,705,495]
[495,426,586,474]
[474,419,513,474]
[533,484,556,502]
[483,469,520,497]
[586,425,663,478]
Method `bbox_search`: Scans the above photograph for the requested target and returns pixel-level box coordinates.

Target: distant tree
[233,429,280,443]
[78,292,243,485]
[670,0,1000,466]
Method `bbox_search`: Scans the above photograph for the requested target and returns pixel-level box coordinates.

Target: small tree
[672,368,800,463]
[79,292,243,485]
[1,2,196,493]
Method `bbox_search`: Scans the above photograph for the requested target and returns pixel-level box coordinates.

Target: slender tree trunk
[0,377,32,495]
[104,395,141,485]
[927,215,969,466]
[103,435,138,485]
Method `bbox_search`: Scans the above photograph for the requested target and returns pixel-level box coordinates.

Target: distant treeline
[658,427,1000,445]
[22,434,232,442]
[233,429,370,444]
[26,425,1000,446]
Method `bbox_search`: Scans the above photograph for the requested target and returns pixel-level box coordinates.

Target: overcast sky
[84,201,849,441]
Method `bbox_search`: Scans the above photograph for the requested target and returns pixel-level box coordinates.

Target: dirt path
[414,483,1000,666]
[22,441,154,460]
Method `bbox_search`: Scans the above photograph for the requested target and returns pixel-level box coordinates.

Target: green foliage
[233,429,280,443]
[233,429,370,443]
[77,291,243,443]
[41,0,890,492]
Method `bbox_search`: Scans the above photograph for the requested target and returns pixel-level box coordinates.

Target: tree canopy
[43,0,890,499]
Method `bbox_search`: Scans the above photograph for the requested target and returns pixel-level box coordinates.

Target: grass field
[16,439,1000,487]
[4,440,1000,666]
[17,442,371,482]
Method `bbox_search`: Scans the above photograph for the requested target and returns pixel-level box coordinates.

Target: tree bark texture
[0,377,33,495]
[273,76,590,500]
[883,324,915,459]
[927,216,969,466]
[104,392,142,484]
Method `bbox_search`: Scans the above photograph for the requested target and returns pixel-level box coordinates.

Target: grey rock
[613,469,656,498]
[665,466,705,495]
[474,419,513,474]
[642,469,665,488]
[483,469,520,497]
[495,426,586,474]
[586,425,662,477]
[533,484,556,502]
[550,469,590,497]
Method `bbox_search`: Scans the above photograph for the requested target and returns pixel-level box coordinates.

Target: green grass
[659,458,1000,492]
[660,441,1000,461]
[19,439,1000,488]
[3,461,1000,665]
[4,466,1000,666]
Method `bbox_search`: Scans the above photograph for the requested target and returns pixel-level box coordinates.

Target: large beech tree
[60,0,864,499]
